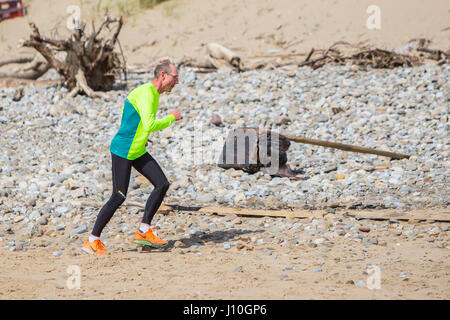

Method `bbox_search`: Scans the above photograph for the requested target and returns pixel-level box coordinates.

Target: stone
[210,113,222,126]
[37,216,48,225]
[72,225,88,235]
[314,238,326,245]
[55,207,69,215]
[22,224,43,237]
[232,218,242,225]
[197,194,215,203]
[174,240,184,248]
[72,188,86,198]
[234,192,246,204]
[323,165,337,173]
[355,280,365,287]
[234,266,244,273]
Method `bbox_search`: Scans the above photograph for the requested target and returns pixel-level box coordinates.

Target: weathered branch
[110,16,123,49]
[0,57,34,68]
[284,134,410,159]
[20,23,67,75]
[0,63,50,80]
[75,69,107,99]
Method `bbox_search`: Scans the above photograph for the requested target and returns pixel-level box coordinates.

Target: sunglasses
[166,72,178,80]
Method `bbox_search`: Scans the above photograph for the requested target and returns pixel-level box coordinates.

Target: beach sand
[0,0,448,69]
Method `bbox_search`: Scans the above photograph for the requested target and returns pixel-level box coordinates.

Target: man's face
[160,65,179,93]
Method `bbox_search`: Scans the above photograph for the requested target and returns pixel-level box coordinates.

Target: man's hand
[169,109,182,121]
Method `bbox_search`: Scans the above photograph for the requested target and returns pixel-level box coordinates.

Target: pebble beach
[0,62,448,299]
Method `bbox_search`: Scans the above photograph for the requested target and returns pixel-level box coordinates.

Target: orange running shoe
[82,239,108,255]
[133,227,168,248]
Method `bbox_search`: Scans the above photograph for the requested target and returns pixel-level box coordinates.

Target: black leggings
[91,152,170,237]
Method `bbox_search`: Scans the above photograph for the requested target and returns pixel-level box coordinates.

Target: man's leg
[132,152,170,226]
[91,153,132,237]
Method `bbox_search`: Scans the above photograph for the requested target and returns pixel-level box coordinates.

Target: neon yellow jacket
[110,83,176,160]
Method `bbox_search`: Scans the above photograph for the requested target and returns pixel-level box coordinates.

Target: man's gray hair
[154,59,172,79]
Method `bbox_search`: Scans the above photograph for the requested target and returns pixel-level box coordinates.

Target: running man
[83,60,182,255]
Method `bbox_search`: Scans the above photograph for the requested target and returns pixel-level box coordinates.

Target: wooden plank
[180,206,450,222]
[196,207,325,219]
[346,208,450,222]
[69,200,450,222]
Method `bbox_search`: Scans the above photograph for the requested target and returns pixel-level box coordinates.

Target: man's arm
[146,110,182,146]
[147,113,176,132]
[134,86,176,132]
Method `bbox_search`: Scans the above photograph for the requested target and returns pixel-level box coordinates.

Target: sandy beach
[0,0,448,68]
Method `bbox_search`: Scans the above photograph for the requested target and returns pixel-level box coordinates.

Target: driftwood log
[0,55,51,80]
[180,39,447,74]
[283,135,410,160]
[217,127,410,179]
[206,43,242,72]
[179,43,244,73]
[3,16,126,98]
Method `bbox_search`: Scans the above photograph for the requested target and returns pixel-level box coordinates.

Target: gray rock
[314,238,326,245]
[55,207,69,215]
[72,225,88,235]
[211,113,222,126]
[37,216,48,225]
[13,216,25,223]
[234,266,244,273]
[197,194,216,203]
[323,165,337,173]
[22,224,43,237]
[355,280,365,287]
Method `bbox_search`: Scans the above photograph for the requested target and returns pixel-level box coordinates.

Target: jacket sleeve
[134,87,176,132]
